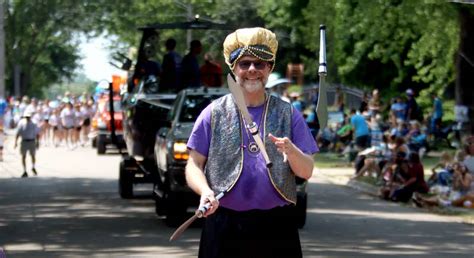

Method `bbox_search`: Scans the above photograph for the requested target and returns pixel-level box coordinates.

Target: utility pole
[0,0,5,98]
[174,0,194,47]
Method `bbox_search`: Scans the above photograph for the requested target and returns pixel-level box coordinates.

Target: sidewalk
[316,167,474,225]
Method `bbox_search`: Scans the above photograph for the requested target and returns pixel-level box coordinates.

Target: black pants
[199,206,302,258]
[355,135,370,149]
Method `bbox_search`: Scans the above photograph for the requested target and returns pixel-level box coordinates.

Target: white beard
[236,77,264,93]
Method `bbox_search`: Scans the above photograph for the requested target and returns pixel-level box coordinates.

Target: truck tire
[153,184,167,217]
[119,160,133,198]
[164,192,187,227]
[97,135,106,154]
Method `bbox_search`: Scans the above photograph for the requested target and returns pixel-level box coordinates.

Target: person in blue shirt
[431,93,443,133]
[181,39,202,89]
[390,97,406,125]
[161,38,182,92]
[290,93,303,112]
[350,108,370,149]
[0,98,7,127]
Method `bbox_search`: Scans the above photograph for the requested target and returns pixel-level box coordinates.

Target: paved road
[0,136,473,257]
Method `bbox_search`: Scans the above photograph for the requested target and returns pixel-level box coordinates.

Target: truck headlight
[173,142,189,160]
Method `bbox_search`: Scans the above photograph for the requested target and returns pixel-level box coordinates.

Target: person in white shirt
[48,108,62,147]
[14,111,40,177]
[60,102,76,149]
[41,101,52,146]
[80,100,94,146]
[463,136,474,175]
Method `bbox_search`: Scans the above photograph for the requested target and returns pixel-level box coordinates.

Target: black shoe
[21,172,28,178]
[32,168,37,176]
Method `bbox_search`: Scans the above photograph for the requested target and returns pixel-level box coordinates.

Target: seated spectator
[334,115,352,152]
[406,121,428,156]
[369,115,383,148]
[428,151,454,187]
[381,152,429,203]
[378,137,410,182]
[352,134,392,181]
[317,126,335,151]
[390,119,409,139]
[414,162,473,208]
[304,105,319,139]
[463,136,474,174]
[379,151,410,201]
[392,136,410,156]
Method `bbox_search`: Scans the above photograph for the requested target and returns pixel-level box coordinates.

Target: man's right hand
[199,190,219,217]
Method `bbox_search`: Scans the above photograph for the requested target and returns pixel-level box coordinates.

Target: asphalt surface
[0,134,473,257]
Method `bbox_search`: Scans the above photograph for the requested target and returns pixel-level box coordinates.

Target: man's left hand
[268,133,294,156]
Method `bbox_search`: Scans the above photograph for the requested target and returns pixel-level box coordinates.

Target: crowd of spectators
[282,85,473,210]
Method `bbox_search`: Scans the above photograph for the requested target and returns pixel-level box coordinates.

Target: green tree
[4,0,117,96]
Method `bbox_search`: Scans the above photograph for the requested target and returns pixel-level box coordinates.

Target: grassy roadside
[314,151,474,224]
[314,151,440,170]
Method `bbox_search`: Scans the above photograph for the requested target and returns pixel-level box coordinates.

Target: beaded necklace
[241,95,268,155]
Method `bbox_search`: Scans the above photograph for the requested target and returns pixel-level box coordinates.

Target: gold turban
[223,27,278,71]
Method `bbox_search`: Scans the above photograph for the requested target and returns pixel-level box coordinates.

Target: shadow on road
[0,177,201,257]
[0,177,473,257]
[302,179,474,257]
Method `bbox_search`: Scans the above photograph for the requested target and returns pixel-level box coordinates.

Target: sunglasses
[237,60,269,70]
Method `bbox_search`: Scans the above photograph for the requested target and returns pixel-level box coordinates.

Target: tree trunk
[455,6,474,135]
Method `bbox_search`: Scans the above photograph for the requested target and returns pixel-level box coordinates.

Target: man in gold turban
[186,27,318,258]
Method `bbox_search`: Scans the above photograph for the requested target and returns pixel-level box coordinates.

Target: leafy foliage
[4,0,111,96]
[4,0,473,106]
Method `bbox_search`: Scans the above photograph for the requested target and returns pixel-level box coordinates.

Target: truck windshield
[179,95,222,122]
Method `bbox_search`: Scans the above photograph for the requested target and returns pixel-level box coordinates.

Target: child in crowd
[414,162,473,208]
[428,151,454,188]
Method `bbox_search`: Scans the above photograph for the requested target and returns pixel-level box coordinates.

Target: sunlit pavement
[1,133,473,257]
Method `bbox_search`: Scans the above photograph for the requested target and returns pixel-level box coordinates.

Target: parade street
[0,137,473,257]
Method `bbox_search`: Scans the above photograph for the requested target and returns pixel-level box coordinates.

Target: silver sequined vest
[205,94,296,204]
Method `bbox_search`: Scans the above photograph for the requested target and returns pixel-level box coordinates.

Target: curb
[316,168,474,225]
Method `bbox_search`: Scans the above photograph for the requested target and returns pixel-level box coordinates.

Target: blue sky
[79,35,126,82]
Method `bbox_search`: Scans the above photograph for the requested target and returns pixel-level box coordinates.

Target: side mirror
[112,52,132,71]
[157,127,170,138]
[121,58,132,71]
